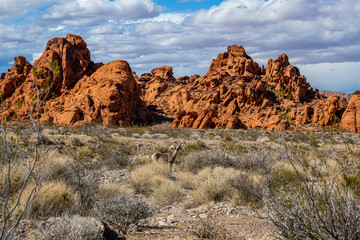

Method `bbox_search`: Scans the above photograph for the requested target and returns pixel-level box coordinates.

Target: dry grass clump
[192,167,237,203]
[182,150,238,173]
[177,171,197,190]
[184,166,267,207]
[1,162,28,196]
[182,148,273,174]
[96,182,132,200]
[235,151,273,174]
[152,179,183,207]
[20,180,75,220]
[180,140,208,156]
[130,155,151,167]
[127,162,172,195]
[192,218,233,240]
[229,172,264,208]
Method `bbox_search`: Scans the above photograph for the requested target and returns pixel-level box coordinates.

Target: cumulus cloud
[0,0,54,19]
[41,0,164,26]
[183,0,360,64]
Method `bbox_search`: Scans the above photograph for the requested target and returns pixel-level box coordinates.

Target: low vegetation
[1,124,359,239]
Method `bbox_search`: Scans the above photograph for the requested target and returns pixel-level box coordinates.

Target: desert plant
[152,180,182,207]
[127,162,171,195]
[20,180,74,220]
[229,172,264,208]
[177,171,196,190]
[235,151,273,174]
[93,195,155,235]
[95,140,131,169]
[193,167,237,203]
[180,141,208,156]
[182,150,238,173]
[192,218,233,240]
[0,60,60,239]
[64,145,99,215]
[266,143,360,240]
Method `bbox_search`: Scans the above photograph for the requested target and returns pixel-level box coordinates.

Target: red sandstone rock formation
[0,56,32,99]
[138,45,352,131]
[0,35,358,132]
[340,91,360,133]
[44,60,153,126]
[170,46,321,129]
[0,34,152,126]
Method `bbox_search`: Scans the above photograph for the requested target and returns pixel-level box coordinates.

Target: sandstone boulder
[0,56,32,99]
[340,91,360,133]
[48,60,153,126]
[33,34,91,93]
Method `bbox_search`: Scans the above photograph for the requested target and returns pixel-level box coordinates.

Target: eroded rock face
[44,60,153,126]
[138,45,355,131]
[0,34,152,126]
[340,91,360,133]
[1,35,358,132]
[36,34,91,91]
[0,56,32,98]
[169,46,320,129]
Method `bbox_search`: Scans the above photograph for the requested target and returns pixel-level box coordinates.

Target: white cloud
[48,25,66,32]
[41,0,164,25]
[299,62,360,93]
[0,0,54,18]
[32,52,42,63]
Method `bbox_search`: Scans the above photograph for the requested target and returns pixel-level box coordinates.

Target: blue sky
[156,0,223,12]
[0,0,359,93]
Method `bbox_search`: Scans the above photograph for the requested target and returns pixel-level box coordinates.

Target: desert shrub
[39,134,54,145]
[130,155,150,166]
[95,141,131,169]
[73,124,110,140]
[124,126,147,137]
[177,171,196,190]
[182,150,238,173]
[235,151,273,173]
[180,140,208,156]
[266,144,360,240]
[61,146,99,214]
[223,133,233,141]
[229,173,264,208]
[192,219,233,240]
[152,180,183,207]
[29,215,119,240]
[244,128,261,141]
[20,180,74,220]
[220,142,245,156]
[96,182,130,200]
[192,167,237,203]
[93,195,155,234]
[71,137,84,147]
[127,162,171,195]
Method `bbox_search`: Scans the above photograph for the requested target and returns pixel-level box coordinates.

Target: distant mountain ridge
[320,91,352,101]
